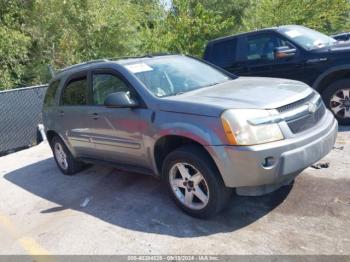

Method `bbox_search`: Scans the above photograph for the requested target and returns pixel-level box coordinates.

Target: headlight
[221,109,284,145]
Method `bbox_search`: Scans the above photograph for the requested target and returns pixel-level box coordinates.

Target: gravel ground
[0,127,349,255]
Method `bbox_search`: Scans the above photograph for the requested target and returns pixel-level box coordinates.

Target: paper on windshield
[284,30,302,38]
[125,63,153,73]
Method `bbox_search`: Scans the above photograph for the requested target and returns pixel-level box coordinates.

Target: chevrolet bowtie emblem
[308,102,317,113]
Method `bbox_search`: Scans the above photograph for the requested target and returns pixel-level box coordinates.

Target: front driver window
[247,35,293,62]
[93,74,130,105]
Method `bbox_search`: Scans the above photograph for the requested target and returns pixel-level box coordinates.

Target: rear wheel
[322,79,350,125]
[162,145,232,218]
[51,136,83,176]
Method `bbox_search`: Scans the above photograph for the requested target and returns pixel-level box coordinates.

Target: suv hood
[157,77,313,117]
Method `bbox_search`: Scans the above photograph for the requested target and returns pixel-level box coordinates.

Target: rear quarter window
[206,39,237,67]
[61,77,88,106]
[44,80,60,107]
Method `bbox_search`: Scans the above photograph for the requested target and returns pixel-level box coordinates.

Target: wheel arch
[153,135,218,177]
[46,130,59,145]
[313,65,350,94]
[46,130,77,157]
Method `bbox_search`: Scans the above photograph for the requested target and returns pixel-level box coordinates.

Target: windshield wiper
[204,81,229,88]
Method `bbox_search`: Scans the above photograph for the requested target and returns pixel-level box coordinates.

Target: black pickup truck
[204,25,350,124]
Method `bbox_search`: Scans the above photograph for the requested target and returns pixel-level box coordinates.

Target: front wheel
[162,145,232,218]
[322,79,350,125]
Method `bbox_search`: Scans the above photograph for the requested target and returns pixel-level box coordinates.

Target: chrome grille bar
[248,93,323,126]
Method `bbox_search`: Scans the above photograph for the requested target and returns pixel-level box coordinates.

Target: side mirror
[274,46,296,59]
[104,92,138,108]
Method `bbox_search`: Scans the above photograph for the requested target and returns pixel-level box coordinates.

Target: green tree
[200,0,251,33]
[141,0,238,56]
[25,0,143,84]
[2,0,350,90]
[243,0,350,34]
[0,0,31,90]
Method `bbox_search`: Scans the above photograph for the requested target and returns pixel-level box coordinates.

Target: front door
[86,70,153,168]
[241,33,305,81]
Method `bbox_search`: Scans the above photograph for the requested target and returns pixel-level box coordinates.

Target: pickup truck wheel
[323,79,350,125]
[51,136,83,176]
[162,145,232,218]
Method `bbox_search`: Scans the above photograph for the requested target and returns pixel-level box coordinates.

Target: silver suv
[43,55,338,218]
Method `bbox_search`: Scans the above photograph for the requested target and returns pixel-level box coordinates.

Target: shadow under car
[4,157,292,238]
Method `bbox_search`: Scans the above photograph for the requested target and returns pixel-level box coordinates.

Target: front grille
[276,92,326,134]
[277,92,315,113]
[287,104,326,133]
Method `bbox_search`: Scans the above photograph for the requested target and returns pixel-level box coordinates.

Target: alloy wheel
[330,88,350,119]
[54,142,68,170]
[169,162,209,210]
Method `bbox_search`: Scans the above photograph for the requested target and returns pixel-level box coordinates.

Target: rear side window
[207,39,237,67]
[61,77,88,105]
[44,80,60,107]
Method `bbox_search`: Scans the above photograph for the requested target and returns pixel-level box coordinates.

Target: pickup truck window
[280,26,336,50]
[207,39,237,67]
[246,35,292,61]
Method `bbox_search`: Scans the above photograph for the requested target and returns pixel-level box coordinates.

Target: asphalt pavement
[0,127,349,255]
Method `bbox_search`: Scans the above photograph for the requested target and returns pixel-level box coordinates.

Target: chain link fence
[0,85,48,156]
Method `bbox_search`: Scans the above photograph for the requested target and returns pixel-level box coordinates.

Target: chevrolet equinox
[43,54,338,218]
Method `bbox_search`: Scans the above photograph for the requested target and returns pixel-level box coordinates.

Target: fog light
[262,157,276,168]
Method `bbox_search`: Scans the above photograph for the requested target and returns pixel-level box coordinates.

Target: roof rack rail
[108,52,173,61]
[57,59,110,74]
[56,53,174,75]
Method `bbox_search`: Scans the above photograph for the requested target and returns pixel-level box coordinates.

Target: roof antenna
[48,64,55,78]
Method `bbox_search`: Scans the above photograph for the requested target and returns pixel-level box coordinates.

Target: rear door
[56,72,94,156]
[86,69,152,168]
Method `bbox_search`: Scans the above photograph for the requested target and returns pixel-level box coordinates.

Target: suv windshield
[124,56,231,97]
[280,26,337,50]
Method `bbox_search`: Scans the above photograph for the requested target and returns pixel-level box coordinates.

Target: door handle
[89,112,99,120]
[59,110,64,117]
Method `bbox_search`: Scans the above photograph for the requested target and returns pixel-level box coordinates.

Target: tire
[322,79,350,125]
[51,136,83,176]
[162,145,232,218]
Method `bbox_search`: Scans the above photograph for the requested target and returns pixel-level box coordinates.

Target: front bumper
[205,109,338,195]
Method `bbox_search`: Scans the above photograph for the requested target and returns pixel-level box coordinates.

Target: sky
[161,0,172,10]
